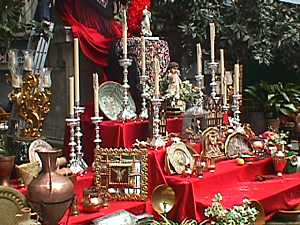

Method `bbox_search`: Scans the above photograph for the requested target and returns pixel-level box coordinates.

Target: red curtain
[56,0,151,68]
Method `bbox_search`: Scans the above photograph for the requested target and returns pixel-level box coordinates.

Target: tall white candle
[93,73,99,117]
[69,76,75,117]
[196,43,202,75]
[141,36,146,76]
[123,9,128,58]
[74,38,80,104]
[154,58,160,97]
[234,64,240,95]
[220,49,225,95]
[209,23,215,62]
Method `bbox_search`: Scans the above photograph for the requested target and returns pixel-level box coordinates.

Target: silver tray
[99,81,136,121]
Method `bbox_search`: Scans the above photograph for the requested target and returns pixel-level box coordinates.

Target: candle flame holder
[118,58,137,121]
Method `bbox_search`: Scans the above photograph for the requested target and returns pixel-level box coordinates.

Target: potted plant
[244,82,300,132]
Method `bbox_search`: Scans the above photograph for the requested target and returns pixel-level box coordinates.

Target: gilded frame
[94,148,148,201]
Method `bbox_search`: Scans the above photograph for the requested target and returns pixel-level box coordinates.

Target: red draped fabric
[56,0,151,68]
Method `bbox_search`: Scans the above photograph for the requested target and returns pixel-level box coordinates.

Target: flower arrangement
[147,194,258,225]
[204,193,258,225]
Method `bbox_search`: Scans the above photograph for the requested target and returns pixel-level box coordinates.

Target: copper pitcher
[27,149,74,225]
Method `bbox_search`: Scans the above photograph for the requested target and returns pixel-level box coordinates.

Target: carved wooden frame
[94,148,148,201]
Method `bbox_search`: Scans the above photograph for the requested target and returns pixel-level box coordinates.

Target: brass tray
[166,142,194,174]
[0,186,27,225]
[98,81,136,121]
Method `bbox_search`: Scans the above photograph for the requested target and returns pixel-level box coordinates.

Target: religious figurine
[202,127,225,159]
[166,62,182,108]
[141,6,152,36]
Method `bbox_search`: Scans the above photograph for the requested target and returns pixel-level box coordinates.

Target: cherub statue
[166,62,181,107]
[141,6,152,36]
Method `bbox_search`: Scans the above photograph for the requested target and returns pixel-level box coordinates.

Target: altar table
[64,103,183,166]
[148,148,300,222]
[46,150,300,224]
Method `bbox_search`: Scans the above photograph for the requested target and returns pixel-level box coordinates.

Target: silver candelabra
[65,117,78,172]
[195,72,205,110]
[118,58,137,121]
[74,105,88,172]
[139,75,149,119]
[208,61,219,101]
[232,94,242,129]
[91,116,103,150]
[150,97,165,149]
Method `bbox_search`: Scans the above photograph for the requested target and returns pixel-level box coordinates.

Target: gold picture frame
[94,148,148,201]
[202,127,225,159]
[225,132,252,158]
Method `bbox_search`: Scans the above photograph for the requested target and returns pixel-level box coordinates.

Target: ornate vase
[0,155,15,186]
[27,149,74,225]
[15,207,41,225]
[273,150,287,176]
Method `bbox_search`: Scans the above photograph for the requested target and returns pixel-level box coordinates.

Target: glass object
[22,50,34,72]
[40,67,52,88]
[7,49,18,75]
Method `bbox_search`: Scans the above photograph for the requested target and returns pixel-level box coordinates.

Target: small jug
[15,207,41,225]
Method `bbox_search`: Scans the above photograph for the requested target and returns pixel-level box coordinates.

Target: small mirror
[94,148,148,201]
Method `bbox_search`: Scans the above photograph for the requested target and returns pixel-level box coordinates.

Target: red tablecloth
[148,148,300,222]
[64,103,183,166]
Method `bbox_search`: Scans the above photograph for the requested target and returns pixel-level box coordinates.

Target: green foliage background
[151,0,300,84]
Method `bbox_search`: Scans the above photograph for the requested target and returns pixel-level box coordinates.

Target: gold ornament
[11,73,51,139]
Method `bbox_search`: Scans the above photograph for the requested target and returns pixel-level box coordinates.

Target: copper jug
[15,207,41,225]
[27,149,74,225]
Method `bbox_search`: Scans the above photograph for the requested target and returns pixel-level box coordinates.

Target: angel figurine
[166,62,181,106]
[141,6,152,36]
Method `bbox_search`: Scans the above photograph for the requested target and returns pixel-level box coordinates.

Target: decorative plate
[0,186,27,225]
[28,139,52,167]
[225,132,252,158]
[99,81,136,121]
[167,142,194,174]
